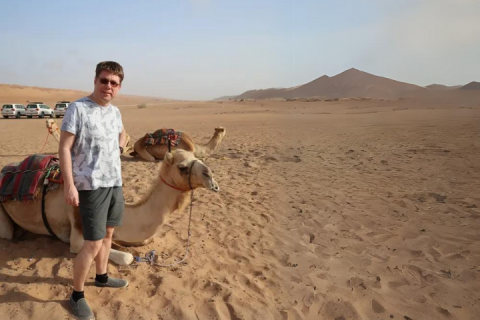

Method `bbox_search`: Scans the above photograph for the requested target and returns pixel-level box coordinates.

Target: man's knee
[82,239,103,256]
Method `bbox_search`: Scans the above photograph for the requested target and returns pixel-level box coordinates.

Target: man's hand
[64,184,79,206]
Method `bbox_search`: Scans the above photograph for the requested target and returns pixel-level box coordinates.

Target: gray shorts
[78,187,125,241]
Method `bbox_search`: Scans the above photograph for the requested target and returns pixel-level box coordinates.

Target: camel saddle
[0,155,63,202]
[144,129,183,149]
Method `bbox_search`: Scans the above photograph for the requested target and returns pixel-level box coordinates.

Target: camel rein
[134,160,197,267]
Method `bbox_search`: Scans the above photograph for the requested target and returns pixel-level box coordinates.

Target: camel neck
[114,181,187,243]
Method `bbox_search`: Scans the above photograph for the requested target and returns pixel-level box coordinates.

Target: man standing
[59,61,128,320]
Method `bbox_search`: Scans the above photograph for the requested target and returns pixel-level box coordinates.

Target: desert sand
[0,96,479,320]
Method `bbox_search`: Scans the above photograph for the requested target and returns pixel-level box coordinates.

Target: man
[59,61,128,320]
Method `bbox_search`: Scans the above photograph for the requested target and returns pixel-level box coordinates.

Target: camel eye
[178,165,188,174]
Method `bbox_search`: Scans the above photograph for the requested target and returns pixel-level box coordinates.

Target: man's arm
[59,131,79,206]
[119,127,126,149]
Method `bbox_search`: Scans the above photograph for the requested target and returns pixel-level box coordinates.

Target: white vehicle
[2,104,26,119]
[25,102,54,118]
[54,101,70,118]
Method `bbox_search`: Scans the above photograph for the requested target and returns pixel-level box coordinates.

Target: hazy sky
[1,0,479,100]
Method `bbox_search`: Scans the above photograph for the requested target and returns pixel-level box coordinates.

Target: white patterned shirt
[61,97,123,190]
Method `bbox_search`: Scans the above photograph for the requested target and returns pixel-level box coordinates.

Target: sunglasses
[98,77,120,88]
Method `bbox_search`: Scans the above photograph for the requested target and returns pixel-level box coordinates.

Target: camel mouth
[209,180,220,192]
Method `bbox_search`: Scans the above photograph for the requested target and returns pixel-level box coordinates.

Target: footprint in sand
[372,299,386,313]
[321,300,361,320]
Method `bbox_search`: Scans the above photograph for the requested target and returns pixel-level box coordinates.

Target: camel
[0,150,219,265]
[130,127,226,161]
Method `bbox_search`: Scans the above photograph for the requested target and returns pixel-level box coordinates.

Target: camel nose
[211,180,220,192]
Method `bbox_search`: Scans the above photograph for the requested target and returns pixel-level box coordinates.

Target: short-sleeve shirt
[61,97,123,191]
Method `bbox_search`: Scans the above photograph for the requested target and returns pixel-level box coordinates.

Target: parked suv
[54,101,70,118]
[25,102,54,118]
[2,104,26,118]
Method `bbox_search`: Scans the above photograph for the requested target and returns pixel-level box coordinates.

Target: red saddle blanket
[144,128,183,147]
[0,155,62,202]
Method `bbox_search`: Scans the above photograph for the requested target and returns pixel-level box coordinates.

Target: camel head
[161,150,220,192]
[123,133,135,156]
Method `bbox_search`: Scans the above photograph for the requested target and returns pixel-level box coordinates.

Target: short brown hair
[95,61,124,83]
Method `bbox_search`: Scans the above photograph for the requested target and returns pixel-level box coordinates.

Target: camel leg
[70,225,133,265]
[0,204,14,240]
[133,139,156,162]
[69,224,85,254]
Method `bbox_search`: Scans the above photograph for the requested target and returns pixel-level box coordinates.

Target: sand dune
[0,96,479,320]
[0,84,166,108]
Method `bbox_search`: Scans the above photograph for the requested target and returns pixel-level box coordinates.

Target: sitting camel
[0,150,219,265]
[130,127,226,161]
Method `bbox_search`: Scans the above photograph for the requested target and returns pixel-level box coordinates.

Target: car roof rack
[57,101,70,103]
[28,101,44,104]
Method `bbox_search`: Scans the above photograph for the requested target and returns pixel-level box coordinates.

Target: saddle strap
[41,179,57,238]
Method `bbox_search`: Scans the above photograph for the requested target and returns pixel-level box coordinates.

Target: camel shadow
[0,291,72,316]
[0,232,74,284]
[0,235,74,316]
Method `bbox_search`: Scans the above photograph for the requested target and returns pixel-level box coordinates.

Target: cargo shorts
[78,186,125,241]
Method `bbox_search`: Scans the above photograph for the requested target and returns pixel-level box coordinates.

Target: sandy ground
[0,98,479,320]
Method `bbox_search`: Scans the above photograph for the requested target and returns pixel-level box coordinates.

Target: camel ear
[164,152,174,166]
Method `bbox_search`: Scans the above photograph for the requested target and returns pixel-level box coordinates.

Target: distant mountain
[459,81,480,90]
[228,68,426,100]
[214,95,237,101]
[426,84,462,90]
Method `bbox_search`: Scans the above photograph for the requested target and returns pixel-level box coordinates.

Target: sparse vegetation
[137,103,147,109]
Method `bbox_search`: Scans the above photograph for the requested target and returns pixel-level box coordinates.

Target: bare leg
[73,240,103,292]
[95,227,114,275]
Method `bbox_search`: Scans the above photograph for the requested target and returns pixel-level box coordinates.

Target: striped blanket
[0,155,57,202]
[144,129,183,147]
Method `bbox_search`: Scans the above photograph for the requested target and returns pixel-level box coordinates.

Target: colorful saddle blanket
[144,128,183,147]
[0,155,62,202]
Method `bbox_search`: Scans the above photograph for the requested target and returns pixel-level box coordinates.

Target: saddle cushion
[0,155,59,202]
